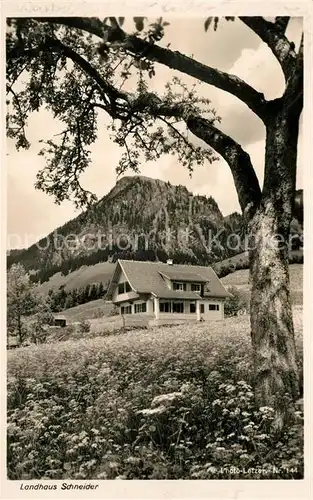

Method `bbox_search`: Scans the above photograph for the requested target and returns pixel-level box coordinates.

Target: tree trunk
[248,105,300,426]
[17,313,23,345]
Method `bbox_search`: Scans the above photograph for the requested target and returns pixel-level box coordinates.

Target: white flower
[151,392,182,408]
[137,406,167,416]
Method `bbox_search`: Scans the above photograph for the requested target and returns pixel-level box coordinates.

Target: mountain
[7,177,303,288]
[7,176,245,283]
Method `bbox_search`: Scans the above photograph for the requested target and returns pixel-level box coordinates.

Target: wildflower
[212,399,222,406]
[137,407,167,416]
[125,456,141,465]
[151,392,182,408]
[97,472,108,479]
[108,461,119,469]
[259,406,274,413]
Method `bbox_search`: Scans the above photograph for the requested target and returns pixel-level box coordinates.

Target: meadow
[7,307,303,480]
[221,264,303,306]
[37,262,115,294]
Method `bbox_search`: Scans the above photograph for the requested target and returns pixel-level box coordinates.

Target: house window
[118,282,132,294]
[173,282,187,291]
[200,304,205,314]
[121,305,132,314]
[135,302,147,313]
[191,283,201,292]
[160,301,172,313]
[209,304,219,311]
[173,302,184,313]
[190,302,196,313]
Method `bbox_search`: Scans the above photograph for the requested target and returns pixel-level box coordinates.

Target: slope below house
[221,263,303,306]
[37,262,115,294]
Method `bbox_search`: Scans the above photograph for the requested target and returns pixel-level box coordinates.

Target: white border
[1,2,312,499]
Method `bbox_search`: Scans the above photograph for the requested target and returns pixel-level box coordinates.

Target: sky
[7,17,303,249]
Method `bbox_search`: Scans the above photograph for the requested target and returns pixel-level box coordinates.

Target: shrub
[108,306,119,317]
[224,287,248,316]
[77,320,91,334]
[92,308,106,319]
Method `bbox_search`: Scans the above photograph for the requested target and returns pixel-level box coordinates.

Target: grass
[214,250,303,273]
[221,264,303,305]
[59,299,113,322]
[37,262,115,294]
[7,307,303,480]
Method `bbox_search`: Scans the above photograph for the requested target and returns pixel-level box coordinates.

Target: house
[7,335,19,349]
[53,315,67,328]
[105,260,232,326]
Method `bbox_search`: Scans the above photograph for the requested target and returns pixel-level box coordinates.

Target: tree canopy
[7,17,301,215]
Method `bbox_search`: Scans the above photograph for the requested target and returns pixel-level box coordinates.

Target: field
[58,299,113,322]
[221,264,303,305]
[37,262,115,294]
[7,307,303,480]
[214,250,303,273]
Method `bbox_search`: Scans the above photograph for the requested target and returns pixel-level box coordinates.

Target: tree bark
[17,313,23,345]
[248,104,300,425]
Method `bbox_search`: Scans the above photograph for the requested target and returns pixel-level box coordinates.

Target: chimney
[167,259,173,265]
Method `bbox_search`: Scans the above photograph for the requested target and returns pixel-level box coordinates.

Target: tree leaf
[133,17,145,32]
[204,18,212,32]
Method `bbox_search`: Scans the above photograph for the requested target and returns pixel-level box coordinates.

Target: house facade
[106,260,231,326]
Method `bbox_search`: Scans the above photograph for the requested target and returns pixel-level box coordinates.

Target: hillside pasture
[221,264,303,305]
[59,299,113,322]
[214,250,303,275]
[7,307,303,480]
[37,262,115,294]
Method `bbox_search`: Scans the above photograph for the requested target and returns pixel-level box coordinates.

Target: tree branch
[44,37,129,113]
[240,17,297,79]
[8,35,133,119]
[34,17,269,122]
[186,115,262,216]
[283,33,303,118]
[158,116,194,150]
[7,23,262,216]
[36,17,106,38]
[275,17,290,34]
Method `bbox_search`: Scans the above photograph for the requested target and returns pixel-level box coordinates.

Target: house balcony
[113,291,140,304]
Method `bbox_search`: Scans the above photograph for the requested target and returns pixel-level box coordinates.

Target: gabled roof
[106,260,232,300]
[153,290,202,300]
[158,269,208,282]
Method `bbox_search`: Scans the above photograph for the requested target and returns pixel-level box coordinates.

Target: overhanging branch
[240,17,297,79]
[45,36,129,114]
[186,115,262,215]
[8,35,132,118]
[7,24,262,215]
[34,17,269,122]
[275,17,290,34]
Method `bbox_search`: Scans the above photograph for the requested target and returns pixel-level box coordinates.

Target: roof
[106,260,232,300]
[159,269,208,283]
[153,290,202,300]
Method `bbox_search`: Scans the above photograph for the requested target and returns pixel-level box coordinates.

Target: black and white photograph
[3,2,311,497]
